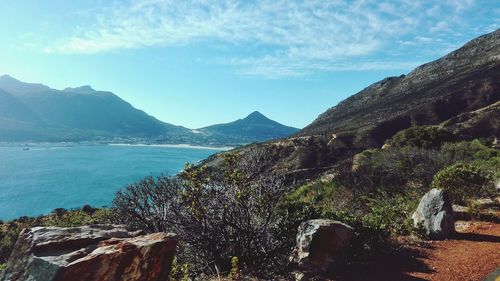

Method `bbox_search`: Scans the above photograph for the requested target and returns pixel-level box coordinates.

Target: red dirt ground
[333,221,500,281]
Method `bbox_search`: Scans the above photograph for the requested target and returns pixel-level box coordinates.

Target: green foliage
[0,262,6,273]
[343,146,452,193]
[431,163,493,204]
[362,192,419,236]
[274,179,421,263]
[228,256,240,280]
[467,199,481,220]
[386,125,454,149]
[441,140,500,162]
[168,257,190,281]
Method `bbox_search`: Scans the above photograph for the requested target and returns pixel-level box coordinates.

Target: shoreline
[0,142,234,151]
[108,143,233,151]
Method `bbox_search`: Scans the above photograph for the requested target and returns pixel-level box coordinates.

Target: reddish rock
[0,225,177,281]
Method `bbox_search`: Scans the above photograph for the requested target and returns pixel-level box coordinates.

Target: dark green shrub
[362,192,418,236]
[386,125,454,149]
[431,163,493,204]
[340,146,453,193]
[440,140,500,166]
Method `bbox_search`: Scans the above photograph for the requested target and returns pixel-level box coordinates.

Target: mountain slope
[300,29,500,148]
[196,111,299,144]
[0,75,189,141]
[202,29,500,183]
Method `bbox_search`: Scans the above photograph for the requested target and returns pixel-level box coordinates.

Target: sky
[0,0,498,129]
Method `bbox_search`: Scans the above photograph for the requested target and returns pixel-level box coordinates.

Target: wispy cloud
[46,0,498,77]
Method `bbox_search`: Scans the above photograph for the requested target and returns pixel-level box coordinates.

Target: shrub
[441,140,500,162]
[362,192,418,236]
[112,152,291,276]
[339,146,453,193]
[431,163,493,204]
[386,125,454,149]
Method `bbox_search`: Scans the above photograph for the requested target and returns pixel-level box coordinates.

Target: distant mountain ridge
[0,76,298,145]
[193,111,299,145]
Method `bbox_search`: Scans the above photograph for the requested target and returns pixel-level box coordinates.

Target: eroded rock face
[412,189,454,240]
[0,225,177,281]
[292,219,354,279]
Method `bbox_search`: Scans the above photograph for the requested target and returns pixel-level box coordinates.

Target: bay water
[0,144,220,220]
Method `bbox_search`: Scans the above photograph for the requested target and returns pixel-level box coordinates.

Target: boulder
[292,219,354,279]
[412,189,454,239]
[0,225,177,281]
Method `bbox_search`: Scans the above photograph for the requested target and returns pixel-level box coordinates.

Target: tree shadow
[329,245,435,281]
[451,232,500,243]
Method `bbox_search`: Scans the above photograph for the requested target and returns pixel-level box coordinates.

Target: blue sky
[0,0,498,129]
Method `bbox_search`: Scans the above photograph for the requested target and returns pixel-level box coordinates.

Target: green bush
[362,192,419,236]
[431,163,493,204]
[441,140,499,161]
[341,146,452,193]
[386,125,454,149]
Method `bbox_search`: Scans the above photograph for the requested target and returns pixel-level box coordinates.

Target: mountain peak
[0,75,50,95]
[0,74,21,83]
[64,85,96,94]
[244,111,268,121]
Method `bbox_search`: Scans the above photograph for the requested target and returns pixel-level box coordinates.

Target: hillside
[299,29,500,148]
[203,29,500,182]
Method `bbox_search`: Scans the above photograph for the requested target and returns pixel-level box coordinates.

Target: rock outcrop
[0,225,177,281]
[292,219,354,280]
[412,189,454,240]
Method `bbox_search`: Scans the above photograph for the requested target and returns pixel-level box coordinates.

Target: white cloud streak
[46,0,496,77]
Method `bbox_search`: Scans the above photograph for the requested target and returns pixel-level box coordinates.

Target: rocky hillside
[300,29,499,148]
[202,29,500,182]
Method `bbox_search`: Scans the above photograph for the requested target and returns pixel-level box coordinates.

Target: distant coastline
[0,142,233,151]
[108,143,233,151]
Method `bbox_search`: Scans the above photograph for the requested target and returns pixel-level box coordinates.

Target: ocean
[0,144,221,220]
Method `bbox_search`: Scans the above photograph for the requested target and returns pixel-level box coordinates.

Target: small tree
[431,163,492,204]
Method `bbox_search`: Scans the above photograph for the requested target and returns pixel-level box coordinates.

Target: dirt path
[334,221,500,281]
[408,221,500,281]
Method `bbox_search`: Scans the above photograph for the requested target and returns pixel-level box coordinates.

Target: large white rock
[412,189,454,240]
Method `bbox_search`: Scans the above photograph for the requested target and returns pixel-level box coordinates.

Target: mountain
[0,75,189,142]
[299,29,500,148]
[202,29,500,182]
[192,111,299,145]
[0,76,299,145]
